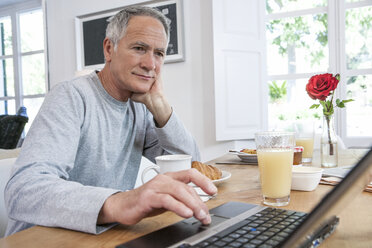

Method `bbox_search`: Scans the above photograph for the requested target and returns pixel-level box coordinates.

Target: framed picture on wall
[75,0,184,71]
[146,0,184,63]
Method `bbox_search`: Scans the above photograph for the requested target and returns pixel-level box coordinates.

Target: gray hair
[106,5,170,50]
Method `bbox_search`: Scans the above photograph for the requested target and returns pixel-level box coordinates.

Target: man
[4,6,217,236]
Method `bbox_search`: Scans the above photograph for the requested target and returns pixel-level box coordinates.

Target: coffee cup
[141,154,192,184]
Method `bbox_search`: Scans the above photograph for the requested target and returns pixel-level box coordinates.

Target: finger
[186,184,212,225]
[157,174,212,224]
[150,193,194,219]
[168,184,211,225]
[131,181,194,222]
[168,169,218,196]
[150,174,212,224]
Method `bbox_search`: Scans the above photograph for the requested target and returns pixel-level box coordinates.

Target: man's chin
[133,84,153,94]
[133,79,154,90]
[131,88,150,95]
[129,89,150,98]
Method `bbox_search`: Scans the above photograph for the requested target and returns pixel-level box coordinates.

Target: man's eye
[134,47,145,51]
[156,52,165,57]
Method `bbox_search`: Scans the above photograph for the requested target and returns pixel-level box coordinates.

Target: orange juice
[257,149,294,198]
[296,138,314,159]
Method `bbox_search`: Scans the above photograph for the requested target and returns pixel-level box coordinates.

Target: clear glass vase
[321,115,338,167]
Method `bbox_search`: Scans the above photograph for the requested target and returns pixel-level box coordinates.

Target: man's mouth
[132,72,154,80]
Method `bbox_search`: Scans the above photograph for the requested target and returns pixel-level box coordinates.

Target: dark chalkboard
[155,3,178,55]
[77,1,183,69]
[82,17,109,66]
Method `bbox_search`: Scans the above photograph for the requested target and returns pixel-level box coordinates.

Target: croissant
[192,161,222,180]
[240,148,257,154]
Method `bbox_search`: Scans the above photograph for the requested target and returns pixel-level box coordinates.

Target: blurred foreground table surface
[0,149,370,248]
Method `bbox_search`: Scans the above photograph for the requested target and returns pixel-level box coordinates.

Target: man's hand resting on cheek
[131,76,172,128]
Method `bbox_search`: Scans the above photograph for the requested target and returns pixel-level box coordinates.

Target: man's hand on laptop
[97,169,217,226]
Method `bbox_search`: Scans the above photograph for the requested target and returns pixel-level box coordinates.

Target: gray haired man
[5,6,216,236]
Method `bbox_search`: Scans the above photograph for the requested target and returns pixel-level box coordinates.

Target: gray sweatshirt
[4,72,200,236]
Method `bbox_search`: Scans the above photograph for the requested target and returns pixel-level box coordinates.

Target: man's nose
[141,52,156,71]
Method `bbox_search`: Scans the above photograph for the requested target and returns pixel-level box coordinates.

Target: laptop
[117,148,372,248]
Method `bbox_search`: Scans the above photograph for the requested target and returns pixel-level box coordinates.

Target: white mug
[141,154,192,184]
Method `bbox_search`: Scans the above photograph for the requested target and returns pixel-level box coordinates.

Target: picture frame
[146,0,184,63]
[75,0,184,71]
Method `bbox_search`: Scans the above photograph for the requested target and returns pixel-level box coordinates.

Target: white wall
[45,0,254,161]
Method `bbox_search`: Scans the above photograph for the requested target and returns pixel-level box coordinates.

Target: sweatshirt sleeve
[4,82,119,234]
[143,109,201,163]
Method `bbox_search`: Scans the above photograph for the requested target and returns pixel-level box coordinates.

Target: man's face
[107,15,167,95]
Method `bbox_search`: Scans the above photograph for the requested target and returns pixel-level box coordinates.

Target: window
[344,2,372,143]
[0,4,47,133]
[265,0,372,147]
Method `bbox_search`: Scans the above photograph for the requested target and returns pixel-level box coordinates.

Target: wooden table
[1,149,371,248]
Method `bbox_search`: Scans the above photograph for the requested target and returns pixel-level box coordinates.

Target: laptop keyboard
[177,207,307,248]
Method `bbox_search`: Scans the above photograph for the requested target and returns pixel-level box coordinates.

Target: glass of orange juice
[294,120,315,163]
[255,132,295,207]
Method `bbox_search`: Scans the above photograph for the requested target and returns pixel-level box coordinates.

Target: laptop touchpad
[210,201,257,218]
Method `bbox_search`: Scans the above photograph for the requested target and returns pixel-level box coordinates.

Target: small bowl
[291,166,323,191]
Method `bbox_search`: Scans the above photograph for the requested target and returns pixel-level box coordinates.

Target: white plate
[212,170,231,185]
[237,154,258,163]
[229,151,257,162]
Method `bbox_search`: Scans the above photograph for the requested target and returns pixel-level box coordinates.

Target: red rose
[306,73,339,101]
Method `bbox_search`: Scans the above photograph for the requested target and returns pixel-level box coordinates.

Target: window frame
[0,0,48,116]
[338,0,372,147]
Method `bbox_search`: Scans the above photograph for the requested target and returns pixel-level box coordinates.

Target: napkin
[320,176,372,193]
[193,186,216,202]
[322,165,354,178]
[320,165,372,192]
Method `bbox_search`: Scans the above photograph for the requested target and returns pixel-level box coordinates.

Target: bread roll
[240,149,257,154]
[192,161,222,180]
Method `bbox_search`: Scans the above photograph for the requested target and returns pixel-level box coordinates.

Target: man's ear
[103,37,114,62]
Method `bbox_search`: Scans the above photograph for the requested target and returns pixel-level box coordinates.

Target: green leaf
[335,74,340,81]
[313,113,321,119]
[324,109,334,116]
[337,102,345,108]
[326,100,333,110]
[310,104,320,109]
[269,80,287,102]
[342,99,354,103]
